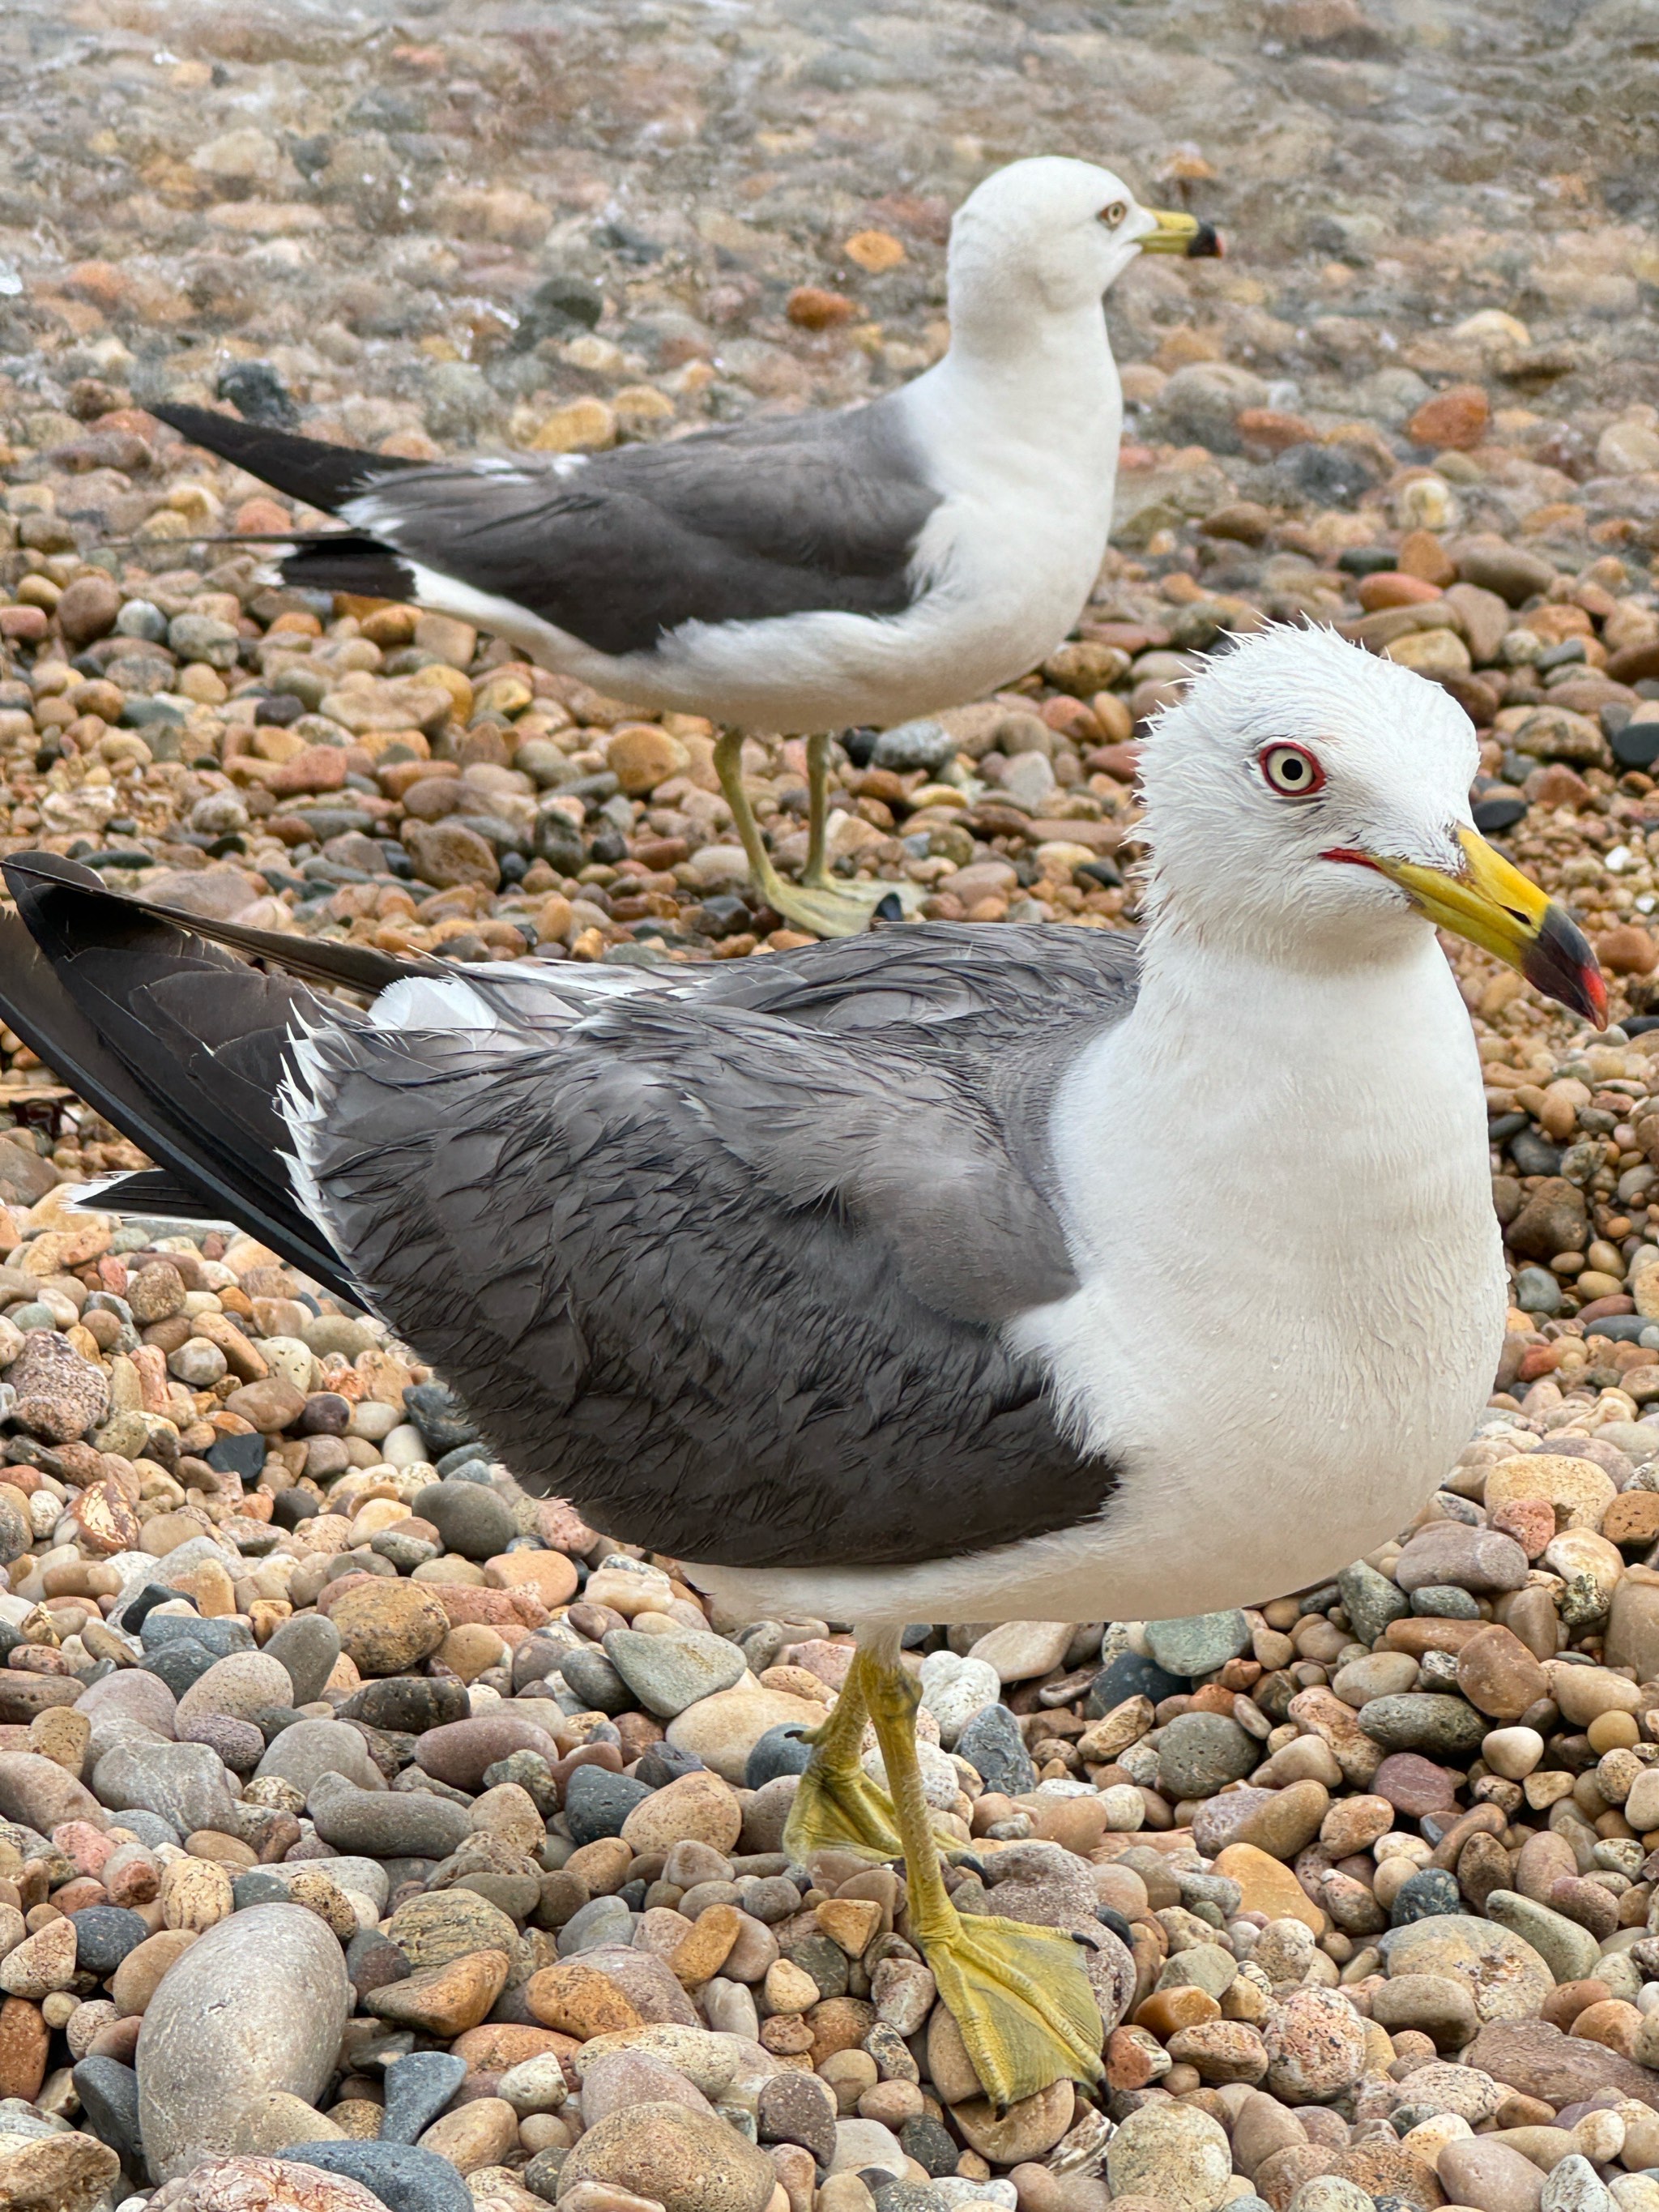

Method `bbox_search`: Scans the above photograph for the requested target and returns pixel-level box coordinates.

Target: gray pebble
[263,1613,343,1706]
[272,2141,472,2212]
[412,1478,516,1560]
[382,2050,467,2144]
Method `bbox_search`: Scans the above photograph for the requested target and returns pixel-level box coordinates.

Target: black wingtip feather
[151,403,423,517]
[0,857,364,1302]
[277,534,420,604]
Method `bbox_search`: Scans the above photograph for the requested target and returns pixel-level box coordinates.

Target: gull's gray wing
[467,922,1142,1221]
[292,937,1135,1569]
[338,400,941,654]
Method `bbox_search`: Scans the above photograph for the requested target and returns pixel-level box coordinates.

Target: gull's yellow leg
[714,728,919,940]
[801,731,833,890]
[783,1646,905,1864]
[860,1628,1105,2110]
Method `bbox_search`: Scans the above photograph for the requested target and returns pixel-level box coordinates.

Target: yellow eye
[1099,201,1128,228]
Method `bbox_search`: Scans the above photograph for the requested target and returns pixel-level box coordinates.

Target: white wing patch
[372,976,502,1034]
[275,1009,347,1257]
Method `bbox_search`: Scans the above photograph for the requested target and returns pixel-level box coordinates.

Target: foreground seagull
[153,155,1217,938]
[0,628,1602,2106]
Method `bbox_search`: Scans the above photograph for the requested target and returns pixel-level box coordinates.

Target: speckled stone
[1380,1914,1555,2023]
[381,2051,467,2144]
[267,2142,473,2212]
[1143,1612,1252,1678]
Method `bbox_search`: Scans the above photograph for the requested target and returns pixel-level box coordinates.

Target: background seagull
[155,156,1218,937]
[0,626,1600,2108]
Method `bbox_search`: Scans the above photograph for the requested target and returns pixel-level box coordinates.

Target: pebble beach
[4,2,1659,2210]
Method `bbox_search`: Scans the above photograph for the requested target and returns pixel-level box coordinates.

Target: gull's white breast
[709,929,1505,1630]
[1004,931,1507,1621]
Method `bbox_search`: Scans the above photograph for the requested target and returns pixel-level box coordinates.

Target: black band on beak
[1186,222,1222,259]
[1523,902,1607,1029]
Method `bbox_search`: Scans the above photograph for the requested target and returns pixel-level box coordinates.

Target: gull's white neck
[873,295,1122,714]
[1010,917,1507,1621]
[908,294,1123,492]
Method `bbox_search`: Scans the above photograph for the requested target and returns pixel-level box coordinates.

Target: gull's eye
[1098,201,1128,228]
[1260,743,1325,797]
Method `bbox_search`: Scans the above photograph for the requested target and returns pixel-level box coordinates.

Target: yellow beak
[1139,209,1222,258]
[1328,825,1606,1027]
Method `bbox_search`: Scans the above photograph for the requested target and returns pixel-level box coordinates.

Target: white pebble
[1099,1784,1144,1831]
[380,1424,430,1467]
[1482,1726,1545,1779]
[348,1399,402,1441]
[917,1650,1000,1748]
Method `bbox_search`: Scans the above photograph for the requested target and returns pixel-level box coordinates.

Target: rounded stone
[558,2099,777,2212]
[604,1628,748,1719]
[386,1891,520,1970]
[69,1902,151,1980]
[1263,1988,1367,2104]
[254,1719,386,1796]
[618,1770,742,1856]
[134,1902,352,2182]
[307,1773,469,1860]
[262,1616,343,1707]
[1357,1694,1489,1758]
[1455,1625,1550,1721]
[175,1650,296,1728]
[330,1582,450,1676]
[414,1714,558,1792]
[1107,2099,1234,2212]
[1157,1711,1257,1800]
[411,1480,516,1561]
[0,2132,122,2212]
[338,1676,469,1736]
[1380,1912,1555,2022]
[564,1765,652,1844]
[1391,1867,1463,1925]
[263,2142,472,2212]
[0,1749,105,1833]
[664,1687,827,1785]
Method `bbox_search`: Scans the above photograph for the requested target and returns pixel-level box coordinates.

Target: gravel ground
[4,2,1659,2210]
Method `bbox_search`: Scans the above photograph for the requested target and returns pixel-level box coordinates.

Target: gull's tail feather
[151,404,424,602]
[0,852,368,1300]
[152,404,422,516]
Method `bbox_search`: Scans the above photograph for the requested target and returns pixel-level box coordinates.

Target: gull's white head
[947,155,1219,331]
[1136,624,1604,1023]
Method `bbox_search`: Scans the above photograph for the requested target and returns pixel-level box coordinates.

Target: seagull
[151,156,1218,939]
[0,627,1603,2110]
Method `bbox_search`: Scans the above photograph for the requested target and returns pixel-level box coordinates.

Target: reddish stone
[1580,1296,1636,1324]
[423,1582,548,1631]
[1607,643,1659,686]
[1236,408,1317,455]
[1085,742,1143,784]
[1356,573,1444,611]
[1529,763,1591,809]
[0,1996,48,2099]
[264,746,350,798]
[1371,1753,1457,1817]
[1491,1497,1556,1559]
[450,2022,578,2075]
[1104,2025,1166,2090]
[1597,924,1657,977]
[786,286,856,331]
[1407,385,1491,450]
